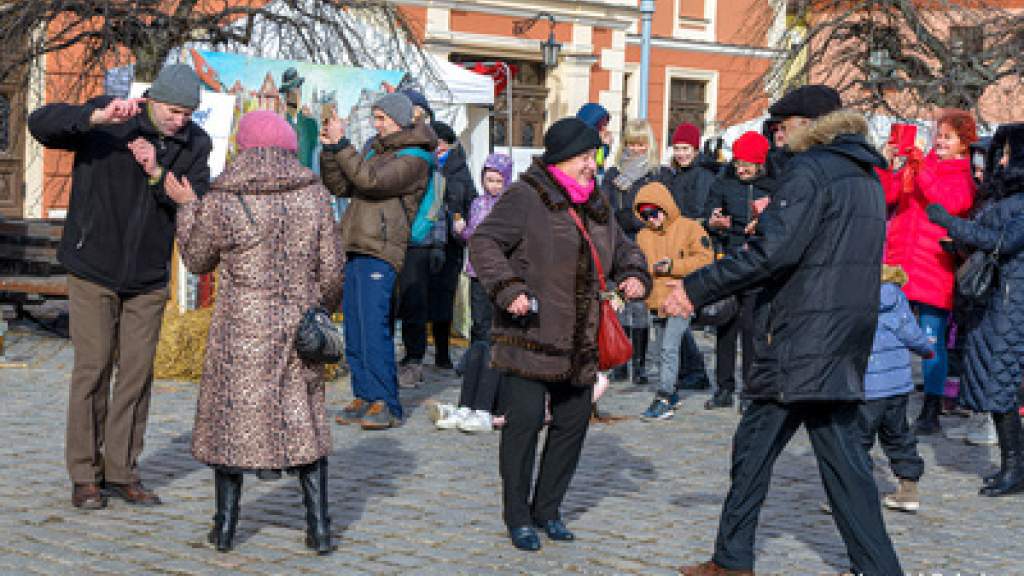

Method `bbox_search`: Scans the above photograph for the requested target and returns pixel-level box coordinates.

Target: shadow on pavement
[138,432,204,492]
[560,431,657,522]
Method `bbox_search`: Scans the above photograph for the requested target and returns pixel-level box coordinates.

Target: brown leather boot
[105,480,162,506]
[678,560,754,576]
[71,483,107,510]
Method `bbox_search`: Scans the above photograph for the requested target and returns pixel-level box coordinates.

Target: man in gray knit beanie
[372,92,414,129]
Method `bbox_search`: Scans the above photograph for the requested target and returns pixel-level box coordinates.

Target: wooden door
[0,54,26,218]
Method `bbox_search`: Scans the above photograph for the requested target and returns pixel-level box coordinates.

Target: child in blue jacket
[859,265,935,513]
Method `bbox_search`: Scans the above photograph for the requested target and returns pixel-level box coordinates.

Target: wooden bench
[0,219,68,299]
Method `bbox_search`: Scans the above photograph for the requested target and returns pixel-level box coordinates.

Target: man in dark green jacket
[28,63,212,510]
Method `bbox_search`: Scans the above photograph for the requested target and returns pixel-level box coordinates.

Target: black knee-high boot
[980,411,1024,497]
[631,328,649,385]
[209,469,243,552]
[299,458,334,554]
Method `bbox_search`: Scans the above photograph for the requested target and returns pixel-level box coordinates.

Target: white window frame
[661,67,719,161]
[673,0,716,43]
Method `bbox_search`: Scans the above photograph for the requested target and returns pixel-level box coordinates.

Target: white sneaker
[437,406,471,430]
[427,402,455,425]
[966,414,998,446]
[458,410,494,433]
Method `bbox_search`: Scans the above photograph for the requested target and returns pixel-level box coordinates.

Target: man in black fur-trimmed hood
[668,85,904,576]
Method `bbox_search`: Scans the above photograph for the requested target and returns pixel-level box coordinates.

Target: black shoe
[677,375,712,391]
[508,526,541,551]
[914,394,942,436]
[435,358,454,370]
[980,411,1024,497]
[209,470,242,552]
[630,328,649,385]
[632,365,649,385]
[704,391,734,410]
[299,458,335,554]
[536,519,574,541]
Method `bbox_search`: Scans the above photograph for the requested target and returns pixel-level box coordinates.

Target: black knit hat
[431,121,457,144]
[542,117,602,165]
[768,85,842,120]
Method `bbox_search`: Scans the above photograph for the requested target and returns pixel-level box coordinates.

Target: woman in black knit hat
[469,117,651,551]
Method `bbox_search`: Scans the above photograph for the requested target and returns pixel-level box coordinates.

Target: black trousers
[679,328,708,383]
[714,291,756,394]
[498,374,593,529]
[468,278,493,344]
[459,280,501,411]
[712,401,902,575]
[398,247,432,360]
[858,394,924,481]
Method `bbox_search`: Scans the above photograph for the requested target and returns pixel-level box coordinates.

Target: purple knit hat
[482,153,514,189]
[235,110,298,152]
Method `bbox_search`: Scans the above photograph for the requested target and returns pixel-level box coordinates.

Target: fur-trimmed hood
[786,109,886,172]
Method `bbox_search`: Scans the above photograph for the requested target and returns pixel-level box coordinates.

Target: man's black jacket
[658,162,716,220]
[703,165,777,253]
[441,144,476,250]
[683,111,887,403]
[29,96,212,294]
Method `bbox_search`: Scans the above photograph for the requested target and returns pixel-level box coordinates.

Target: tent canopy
[428,55,493,106]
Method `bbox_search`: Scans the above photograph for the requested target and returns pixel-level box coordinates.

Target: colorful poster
[186,50,406,169]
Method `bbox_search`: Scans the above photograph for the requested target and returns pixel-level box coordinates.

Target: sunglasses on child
[639,207,662,221]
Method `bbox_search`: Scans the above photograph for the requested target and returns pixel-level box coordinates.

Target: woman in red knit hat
[879,109,978,435]
[702,131,777,410]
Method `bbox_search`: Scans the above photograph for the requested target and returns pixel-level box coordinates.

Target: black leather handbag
[295,307,343,364]
[956,231,1003,304]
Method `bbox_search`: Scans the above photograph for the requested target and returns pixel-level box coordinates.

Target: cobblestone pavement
[0,321,1020,575]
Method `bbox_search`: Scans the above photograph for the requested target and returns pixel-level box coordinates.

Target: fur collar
[520,159,609,223]
[787,109,871,153]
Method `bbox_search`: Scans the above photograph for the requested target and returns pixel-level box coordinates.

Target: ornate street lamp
[514,12,561,69]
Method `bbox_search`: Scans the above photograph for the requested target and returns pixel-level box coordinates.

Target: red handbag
[566,207,633,370]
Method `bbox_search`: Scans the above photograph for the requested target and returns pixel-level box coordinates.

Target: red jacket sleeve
[914,152,975,216]
[875,166,900,206]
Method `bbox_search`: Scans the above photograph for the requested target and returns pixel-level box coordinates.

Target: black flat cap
[768,85,842,120]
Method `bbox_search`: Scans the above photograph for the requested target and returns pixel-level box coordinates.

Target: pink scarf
[547,165,594,204]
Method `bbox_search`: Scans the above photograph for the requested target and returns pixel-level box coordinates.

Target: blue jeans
[343,255,402,418]
[655,315,691,396]
[913,302,948,397]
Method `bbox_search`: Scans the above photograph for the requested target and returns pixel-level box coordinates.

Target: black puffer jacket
[28,96,212,294]
[441,144,477,249]
[683,110,887,403]
[943,192,1024,413]
[704,165,777,253]
[658,162,716,220]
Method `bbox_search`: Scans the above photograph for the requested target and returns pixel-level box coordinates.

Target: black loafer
[537,519,574,541]
[508,526,541,551]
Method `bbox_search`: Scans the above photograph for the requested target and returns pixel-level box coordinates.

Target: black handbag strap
[235,193,256,226]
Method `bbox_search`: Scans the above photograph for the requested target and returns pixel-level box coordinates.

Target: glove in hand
[925,203,953,227]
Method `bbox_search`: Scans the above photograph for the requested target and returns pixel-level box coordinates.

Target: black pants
[712,401,902,575]
[398,247,432,360]
[498,374,593,529]
[459,280,501,411]
[714,291,756,394]
[858,394,924,481]
[679,328,708,383]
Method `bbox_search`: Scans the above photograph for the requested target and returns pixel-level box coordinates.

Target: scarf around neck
[546,164,595,204]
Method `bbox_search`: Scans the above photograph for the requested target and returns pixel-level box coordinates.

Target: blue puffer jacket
[865,282,934,400]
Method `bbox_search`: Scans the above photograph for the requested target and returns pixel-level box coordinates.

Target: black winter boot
[432,321,453,369]
[913,394,942,435]
[208,470,243,552]
[980,411,1024,497]
[631,328,649,385]
[704,389,735,410]
[299,458,335,554]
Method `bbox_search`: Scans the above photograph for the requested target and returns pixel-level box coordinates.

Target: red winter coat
[880,151,975,310]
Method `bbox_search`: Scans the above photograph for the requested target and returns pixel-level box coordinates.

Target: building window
[451,55,548,149]
[668,78,708,132]
[950,26,983,57]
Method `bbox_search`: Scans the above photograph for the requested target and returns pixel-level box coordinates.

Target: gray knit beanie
[148,64,201,110]
[372,93,414,128]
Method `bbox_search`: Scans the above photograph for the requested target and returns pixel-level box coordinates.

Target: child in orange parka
[633,181,714,420]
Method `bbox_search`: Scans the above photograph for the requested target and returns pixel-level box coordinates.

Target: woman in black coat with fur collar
[927,123,1024,497]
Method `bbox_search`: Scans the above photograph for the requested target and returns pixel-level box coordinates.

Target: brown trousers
[66,274,167,485]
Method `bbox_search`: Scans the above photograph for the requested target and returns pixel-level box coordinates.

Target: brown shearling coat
[319,121,437,272]
[177,147,344,470]
[469,159,652,387]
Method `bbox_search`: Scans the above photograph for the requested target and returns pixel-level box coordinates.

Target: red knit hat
[671,123,701,148]
[732,131,770,165]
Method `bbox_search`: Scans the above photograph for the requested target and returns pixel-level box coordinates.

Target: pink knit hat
[235,110,298,152]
